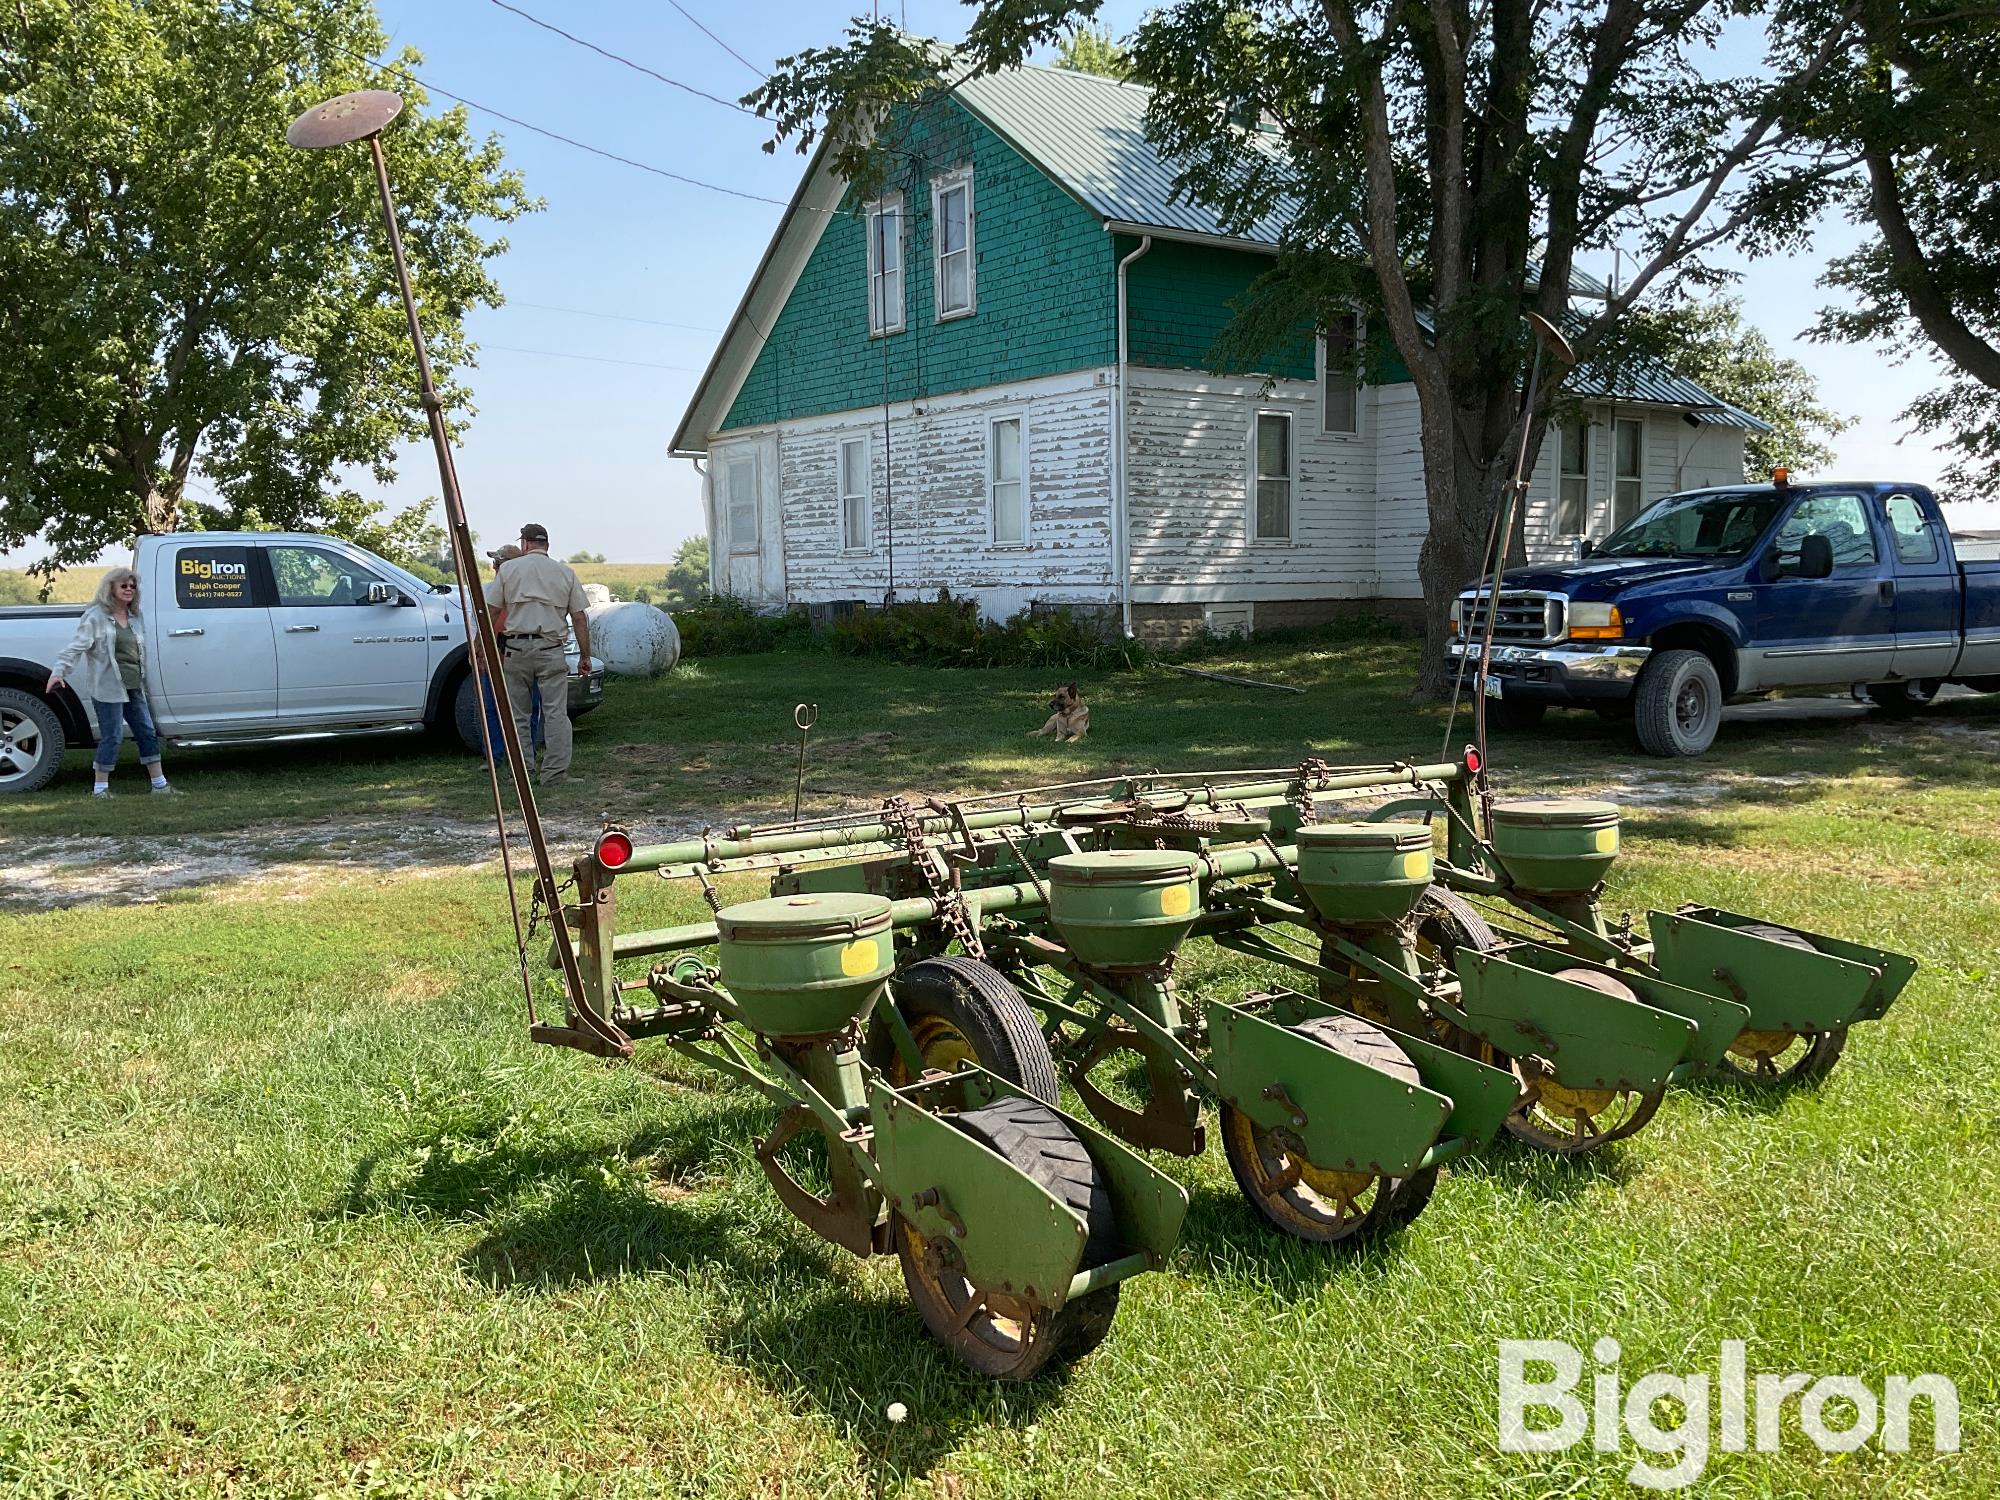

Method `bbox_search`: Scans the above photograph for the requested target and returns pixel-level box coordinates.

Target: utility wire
[479,343,703,372]
[483,0,758,115]
[506,300,721,333]
[237,0,804,210]
[663,0,768,80]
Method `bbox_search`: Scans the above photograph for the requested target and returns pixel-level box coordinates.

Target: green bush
[674,594,811,656]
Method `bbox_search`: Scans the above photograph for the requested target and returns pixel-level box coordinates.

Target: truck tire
[452,670,487,753]
[1633,649,1722,757]
[0,687,66,794]
[1864,679,1939,715]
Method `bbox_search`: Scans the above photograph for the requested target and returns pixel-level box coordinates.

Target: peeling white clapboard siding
[772,370,1116,613]
[1125,371,1379,598]
[1374,384,1427,598]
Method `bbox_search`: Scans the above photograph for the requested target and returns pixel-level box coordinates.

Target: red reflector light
[595,831,634,869]
[1464,746,1483,773]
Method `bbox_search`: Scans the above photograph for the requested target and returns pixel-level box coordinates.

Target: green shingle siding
[720,101,1118,432]
[1122,238,1316,380]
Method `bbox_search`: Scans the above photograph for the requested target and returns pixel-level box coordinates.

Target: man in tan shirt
[484,523,591,784]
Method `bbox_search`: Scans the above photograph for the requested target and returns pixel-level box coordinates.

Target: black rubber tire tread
[451,670,485,754]
[1865,679,1939,714]
[1413,886,1502,959]
[0,687,66,795]
[1634,648,1722,757]
[895,1096,1123,1378]
[1717,923,1849,1085]
[1294,1012,1421,1088]
[871,957,1060,1107]
[1487,698,1548,730]
[948,1095,1123,1268]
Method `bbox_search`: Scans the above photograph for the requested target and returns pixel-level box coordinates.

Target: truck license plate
[1482,673,1504,700]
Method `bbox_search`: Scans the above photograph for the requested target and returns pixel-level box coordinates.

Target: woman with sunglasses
[45,567,175,796]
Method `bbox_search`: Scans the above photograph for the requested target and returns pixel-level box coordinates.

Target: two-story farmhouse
[671,63,1766,642]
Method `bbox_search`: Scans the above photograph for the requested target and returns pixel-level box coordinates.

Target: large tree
[0,0,535,578]
[1625,297,1850,478]
[1809,0,2000,497]
[754,1,1861,693]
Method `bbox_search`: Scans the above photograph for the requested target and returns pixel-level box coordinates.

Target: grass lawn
[3,632,1998,1497]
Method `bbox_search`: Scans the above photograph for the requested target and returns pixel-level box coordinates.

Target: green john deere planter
[523,747,1915,1372]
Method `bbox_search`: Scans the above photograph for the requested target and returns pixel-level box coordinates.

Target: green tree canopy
[1053,22,1132,80]
[1621,298,1849,480]
[663,533,710,608]
[1807,0,2000,497]
[0,0,536,577]
[752,2,1866,693]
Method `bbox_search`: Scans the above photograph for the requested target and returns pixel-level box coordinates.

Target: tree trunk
[142,485,179,535]
[1412,399,1527,699]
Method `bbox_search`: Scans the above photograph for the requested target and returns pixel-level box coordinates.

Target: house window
[1613,417,1645,529]
[724,455,758,554]
[1252,411,1292,541]
[838,436,870,552]
[1320,311,1360,435]
[933,170,975,320]
[866,194,904,337]
[1559,417,1588,534]
[990,416,1026,545]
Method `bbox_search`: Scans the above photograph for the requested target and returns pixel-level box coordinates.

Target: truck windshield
[1595,491,1787,559]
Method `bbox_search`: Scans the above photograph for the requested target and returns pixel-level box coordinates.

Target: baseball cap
[487,543,524,564]
[519,523,549,544]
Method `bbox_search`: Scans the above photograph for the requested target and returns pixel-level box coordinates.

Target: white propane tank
[585,601,681,677]
[581,582,613,607]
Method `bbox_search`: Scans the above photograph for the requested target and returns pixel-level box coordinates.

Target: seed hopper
[528,750,1913,1378]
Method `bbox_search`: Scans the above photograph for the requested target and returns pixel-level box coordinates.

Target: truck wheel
[1486,698,1547,730]
[1633,649,1721,756]
[0,688,65,794]
[452,670,490,753]
[1864,679,1939,715]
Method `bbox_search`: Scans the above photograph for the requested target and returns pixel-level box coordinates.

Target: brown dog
[1027,682,1089,743]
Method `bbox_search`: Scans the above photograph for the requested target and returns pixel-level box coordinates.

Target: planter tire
[1634,648,1722,757]
[870,956,1061,1106]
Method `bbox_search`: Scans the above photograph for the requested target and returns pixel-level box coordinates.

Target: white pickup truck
[0,531,603,793]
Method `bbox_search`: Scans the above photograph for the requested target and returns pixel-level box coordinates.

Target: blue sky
[12,0,1957,567]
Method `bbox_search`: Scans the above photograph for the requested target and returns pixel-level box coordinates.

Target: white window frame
[1317,310,1362,437]
[1613,416,1645,530]
[838,434,871,554]
[1558,416,1590,535]
[988,414,1028,547]
[865,193,905,337]
[931,168,976,321]
[724,453,759,555]
[1249,409,1295,543]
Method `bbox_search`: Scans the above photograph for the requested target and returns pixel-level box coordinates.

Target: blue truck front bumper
[1446,640,1652,704]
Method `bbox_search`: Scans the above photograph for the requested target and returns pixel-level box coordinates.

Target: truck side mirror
[366,581,395,605]
[1757,547,1782,583]
[1798,534,1835,579]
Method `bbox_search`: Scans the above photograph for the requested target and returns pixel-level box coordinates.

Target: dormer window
[866,194,905,337]
[933,169,975,320]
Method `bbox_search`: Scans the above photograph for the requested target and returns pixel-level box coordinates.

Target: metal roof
[953,65,1610,297]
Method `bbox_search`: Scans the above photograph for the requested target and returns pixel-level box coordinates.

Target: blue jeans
[481,676,544,754]
[91,690,161,772]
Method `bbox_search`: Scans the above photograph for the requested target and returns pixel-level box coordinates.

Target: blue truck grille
[1458,590,1563,645]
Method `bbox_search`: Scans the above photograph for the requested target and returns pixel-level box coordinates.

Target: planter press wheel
[893,1096,1123,1380]
[1412,890,1663,1156]
[1220,1013,1439,1243]
[868,956,1060,1106]
[1713,924,1851,1086]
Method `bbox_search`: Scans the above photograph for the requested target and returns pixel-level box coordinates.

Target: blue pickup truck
[1446,480,2000,755]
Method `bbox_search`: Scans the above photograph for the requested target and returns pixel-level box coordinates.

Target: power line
[237,1,802,210]
[483,0,758,115]
[662,0,768,81]
[478,343,703,372]
[505,300,721,333]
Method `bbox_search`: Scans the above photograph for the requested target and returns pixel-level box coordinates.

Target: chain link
[884,795,985,960]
